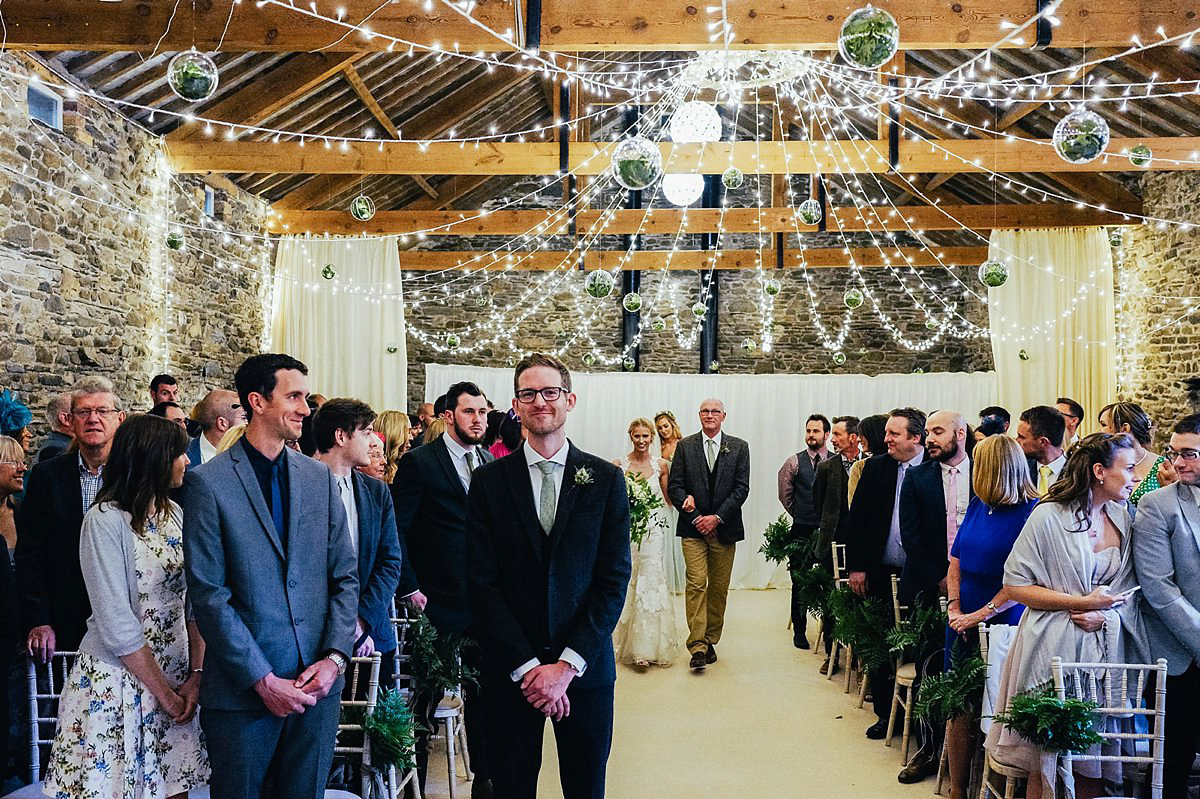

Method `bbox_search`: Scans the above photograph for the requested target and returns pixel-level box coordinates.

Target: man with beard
[777,414,831,648]
[812,415,860,672]
[391,381,496,797]
[894,409,972,784]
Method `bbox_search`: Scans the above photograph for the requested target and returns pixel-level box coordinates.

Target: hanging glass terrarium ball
[764,278,782,296]
[622,292,643,313]
[978,258,1009,288]
[740,337,757,353]
[582,352,597,367]
[832,351,847,366]
[321,264,337,280]
[166,230,185,251]
[349,194,376,221]
[1128,143,1152,168]
[691,301,708,319]
[709,360,721,372]
[797,198,823,226]
[611,136,663,191]
[651,317,667,332]
[662,173,705,206]
[837,6,900,70]
[445,333,461,350]
[1052,108,1110,165]
[1108,228,1125,248]
[913,366,925,374]
[386,345,398,354]
[1019,349,1030,361]
[622,356,636,371]
[925,318,939,331]
[167,49,220,102]
[722,167,744,190]
[843,288,864,309]
[669,100,722,143]
[584,270,615,298]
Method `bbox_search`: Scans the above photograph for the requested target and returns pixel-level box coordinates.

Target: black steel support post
[621,106,642,369]
[524,0,542,52]
[699,174,720,373]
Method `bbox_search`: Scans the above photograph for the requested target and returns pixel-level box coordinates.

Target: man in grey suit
[1133,412,1200,799]
[667,398,751,671]
[183,353,359,799]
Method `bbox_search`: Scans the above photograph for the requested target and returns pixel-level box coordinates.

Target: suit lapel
[1175,482,1200,556]
[352,471,375,577]
[284,449,305,562]
[432,436,467,499]
[548,444,582,558]
[503,451,546,561]
[231,447,285,560]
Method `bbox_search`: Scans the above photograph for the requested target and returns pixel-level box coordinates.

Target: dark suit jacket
[667,432,751,545]
[185,435,203,471]
[390,435,493,637]
[898,459,974,604]
[14,452,90,648]
[466,443,631,688]
[813,455,853,560]
[182,444,359,710]
[841,453,902,575]
[351,470,405,652]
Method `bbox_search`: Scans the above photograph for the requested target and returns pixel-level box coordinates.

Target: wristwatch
[325,651,348,675]
[985,601,999,615]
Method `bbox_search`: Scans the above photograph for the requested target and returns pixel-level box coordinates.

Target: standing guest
[612,418,678,670]
[1097,402,1173,509]
[655,411,683,463]
[985,433,1148,799]
[0,435,21,778]
[1132,413,1200,799]
[846,414,889,505]
[44,414,210,799]
[489,411,523,459]
[408,413,425,446]
[777,414,831,649]
[942,435,1037,799]
[0,435,26,551]
[0,390,33,455]
[150,374,180,406]
[297,397,321,456]
[16,376,126,660]
[214,424,246,455]
[1055,397,1085,447]
[182,353,358,799]
[976,406,1010,441]
[357,432,387,481]
[392,381,494,795]
[416,402,436,430]
[843,407,926,740]
[312,399,403,679]
[410,400,441,450]
[668,399,751,671]
[483,410,506,451]
[373,410,412,484]
[35,392,74,463]
[150,401,190,430]
[309,393,328,408]
[1017,405,1067,496]
[422,417,447,446]
[812,415,860,672]
[188,390,247,469]
[467,354,631,799]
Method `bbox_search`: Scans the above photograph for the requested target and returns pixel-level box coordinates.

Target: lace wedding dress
[613,457,681,667]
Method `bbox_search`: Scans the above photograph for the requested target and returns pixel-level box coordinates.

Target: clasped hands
[255,657,341,718]
[158,672,202,724]
[682,495,719,536]
[520,661,576,722]
[1068,585,1131,633]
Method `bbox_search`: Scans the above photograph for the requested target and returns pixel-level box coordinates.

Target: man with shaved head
[667,398,751,671]
[187,389,247,469]
[894,409,972,783]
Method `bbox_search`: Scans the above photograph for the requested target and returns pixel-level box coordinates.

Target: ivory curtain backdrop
[987,228,1116,435]
[271,235,407,411]
[426,364,997,589]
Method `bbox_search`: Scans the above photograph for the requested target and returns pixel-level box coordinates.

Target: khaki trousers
[681,536,737,655]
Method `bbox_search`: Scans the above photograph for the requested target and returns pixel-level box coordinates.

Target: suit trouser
[787,524,818,642]
[681,536,737,655]
[482,675,614,799]
[867,565,902,722]
[201,686,342,799]
[1163,662,1200,799]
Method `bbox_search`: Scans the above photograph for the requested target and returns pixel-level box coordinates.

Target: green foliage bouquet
[625,470,667,548]
[992,686,1103,753]
[914,642,987,725]
[758,513,804,564]
[364,689,420,771]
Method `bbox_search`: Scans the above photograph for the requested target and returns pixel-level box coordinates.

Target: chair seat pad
[896,662,918,682]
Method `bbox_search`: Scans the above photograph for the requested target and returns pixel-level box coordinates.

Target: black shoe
[819,657,831,675]
[705,644,717,664]
[689,651,707,670]
[471,778,495,799]
[897,753,937,784]
[793,636,810,650]
[865,719,888,740]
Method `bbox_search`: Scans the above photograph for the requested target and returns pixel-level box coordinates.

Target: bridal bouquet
[625,471,667,549]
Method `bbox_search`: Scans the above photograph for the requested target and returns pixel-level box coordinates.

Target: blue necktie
[270,460,286,548]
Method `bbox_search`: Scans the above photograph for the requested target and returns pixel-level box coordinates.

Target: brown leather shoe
[689,651,707,670]
[897,753,937,784]
[819,657,831,675]
[705,644,717,664]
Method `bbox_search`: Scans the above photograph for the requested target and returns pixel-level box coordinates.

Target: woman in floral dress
[45,414,209,799]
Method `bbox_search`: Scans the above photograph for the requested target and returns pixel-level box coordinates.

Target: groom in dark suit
[391,381,495,796]
[667,398,751,671]
[467,353,631,799]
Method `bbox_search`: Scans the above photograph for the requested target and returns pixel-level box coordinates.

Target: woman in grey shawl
[985,433,1150,799]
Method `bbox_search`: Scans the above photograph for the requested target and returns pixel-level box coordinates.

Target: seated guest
[36,392,74,463]
[1055,397,1085,447]
[1016,405,1067,496]
[0,435,26,551]
[985,433,1148,799]
[373,410,411,484]
[313,400,403,678]
[943,435,1037,799]
[1097,402,1173,509]
[0,390,33,455]
[1133,413,1200,799]
[846,413,888,505]
[43,413,209,799]
[149,401,189,430]
[149,373,180,406]
[187,390,246,469]
[16,376,126,660]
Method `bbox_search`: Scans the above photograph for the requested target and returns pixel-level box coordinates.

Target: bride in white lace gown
[613,419,681,669]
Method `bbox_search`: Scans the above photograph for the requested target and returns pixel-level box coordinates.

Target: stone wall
[0,54,273,438]
[1116,172,1200,444]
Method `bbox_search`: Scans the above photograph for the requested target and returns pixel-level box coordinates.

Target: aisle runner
[426,364,996,589]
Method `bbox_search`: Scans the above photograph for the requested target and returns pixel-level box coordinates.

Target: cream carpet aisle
[422,589,931,799]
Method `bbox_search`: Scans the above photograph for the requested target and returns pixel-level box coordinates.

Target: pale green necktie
[706,438,717,472]
[537,460,557,534]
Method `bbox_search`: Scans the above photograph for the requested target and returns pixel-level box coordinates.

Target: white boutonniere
[720,444,730,456]
[574,467,594,486]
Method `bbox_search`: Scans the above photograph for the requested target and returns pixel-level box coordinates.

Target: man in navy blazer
[183,354,359,799]
[467,354,631,799]
[186,389,246,470]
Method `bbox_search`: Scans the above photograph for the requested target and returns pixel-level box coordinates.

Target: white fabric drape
[271,235,407,411]
[987,228,1115,434]
[426,364,997,588]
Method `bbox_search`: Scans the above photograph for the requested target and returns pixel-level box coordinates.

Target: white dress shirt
[442,432,480,493]
[198,433,219,465]
[1046,452,1067,481]
[703,430,724,469]
[335,471,359,555]
[512,439,586,681]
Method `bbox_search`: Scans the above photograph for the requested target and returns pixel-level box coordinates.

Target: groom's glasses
[1164,448,1200,462]
[515,387,565,403]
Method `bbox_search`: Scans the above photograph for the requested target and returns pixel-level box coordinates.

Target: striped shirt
[78,455,105,511]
